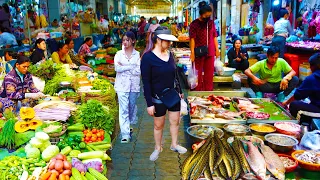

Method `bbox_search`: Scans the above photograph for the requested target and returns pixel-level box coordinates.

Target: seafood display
[182,131,288,180]
[280,156,296,168]
[265,134,297,146]
[295,151,320,165]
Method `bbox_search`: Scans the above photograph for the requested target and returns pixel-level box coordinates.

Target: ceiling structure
[128,0,173,15]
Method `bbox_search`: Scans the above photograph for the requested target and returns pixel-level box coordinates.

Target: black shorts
[154,101,181,117]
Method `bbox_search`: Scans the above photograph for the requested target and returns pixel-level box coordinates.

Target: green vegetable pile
[60,92,78,98]
[0,156,46,180]
[107,47,118,55]
[90,78,118,119]
[57,135,85,151]
[14,131,35,148]
[28,60,63,81]
[0,112,16,149]
[76,100,115,135]
[43,67,75,95]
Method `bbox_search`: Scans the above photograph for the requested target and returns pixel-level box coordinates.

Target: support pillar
[220,0,227,62]
[230,0,241,34]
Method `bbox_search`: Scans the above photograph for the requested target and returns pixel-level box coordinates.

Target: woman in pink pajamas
[189,2,220,91]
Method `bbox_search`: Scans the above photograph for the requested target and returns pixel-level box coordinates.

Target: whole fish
[260,144,285,180]
[242,141,267,180]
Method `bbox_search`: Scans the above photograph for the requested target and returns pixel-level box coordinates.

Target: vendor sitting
[0,55,44,113]
[51,42,73,64]
[4,50,17,74]
[30,38,47,64]
[65,38,90,67]
[244,46,299,101]
[78,37,93,58]
[0,26,18,48]
[283,53,320,123]
[101,34,114,48]
[227,38,249,72]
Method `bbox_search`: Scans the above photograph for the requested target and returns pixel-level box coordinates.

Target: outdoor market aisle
[108,95,193,180]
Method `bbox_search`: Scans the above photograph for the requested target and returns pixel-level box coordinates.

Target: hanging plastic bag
[266,12,274,25]
[299,130,320,151]
[214,57,224,76]
[188,63,198,90]
[180,99,188,116]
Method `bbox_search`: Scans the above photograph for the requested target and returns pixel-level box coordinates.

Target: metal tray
[234,98,297,124]
[187,91,248,126]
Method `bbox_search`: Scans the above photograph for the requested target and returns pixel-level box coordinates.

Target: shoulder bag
[194,22,208,57]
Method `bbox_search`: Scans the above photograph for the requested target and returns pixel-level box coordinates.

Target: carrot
[59,174,66,180]
[65,175,70,180]
[48,173,58,180]
[41,172,52,180]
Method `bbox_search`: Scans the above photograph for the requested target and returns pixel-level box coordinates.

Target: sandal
[170,145,187,154]
[150,147,163,161]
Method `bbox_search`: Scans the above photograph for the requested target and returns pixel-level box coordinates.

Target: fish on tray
[242,141,267,180]
[259,144,285,180]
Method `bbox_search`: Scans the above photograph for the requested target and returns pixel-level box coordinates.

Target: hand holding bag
[194,22,208,57]
[157,88,181,108]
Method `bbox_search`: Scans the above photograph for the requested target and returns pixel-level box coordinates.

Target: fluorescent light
[273,0,280,6]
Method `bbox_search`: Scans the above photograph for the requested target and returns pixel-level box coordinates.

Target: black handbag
[157,88,181,108]
[194,22,209,57]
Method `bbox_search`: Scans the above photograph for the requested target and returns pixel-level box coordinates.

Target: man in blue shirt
[0,26,18,48]
[283,53,320,124]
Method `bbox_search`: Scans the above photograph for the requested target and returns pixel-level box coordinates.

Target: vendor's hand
[190,52,195,62]
[240,53,247,59]
[235,57,241,62]
[215,50,220,58]
[252,77,267,86]
[147,106,156,117]
[282,100,288,107]
[280,79,289,90]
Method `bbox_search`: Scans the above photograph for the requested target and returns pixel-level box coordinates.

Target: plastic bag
[214,57,224,76]
[188,63,198,89]
[299,130,320,151]
[266,12,274,25]
[180,99,188,116]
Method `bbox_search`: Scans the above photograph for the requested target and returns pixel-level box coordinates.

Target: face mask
[152,20,156,24]
[203,17,210,22]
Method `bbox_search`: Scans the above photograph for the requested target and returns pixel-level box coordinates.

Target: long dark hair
[123,31,136,46]
[2,3,9,13]
[35,38,45,47]
[142,26,166,57]
[57,42,67,51]
[233,38,242,47]
[15,55,30,67]
[65,38,73,45]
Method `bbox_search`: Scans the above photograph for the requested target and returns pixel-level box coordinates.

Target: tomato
[83,130,88,134]
[91,137,97,142]
[101,136,104,140]
[85,137,90,141]
[100,130,105,135]
[92,129,97,134]
[82,138,85,142]
[86,133,92,138]
[97,133,102,138]
[92,134,97,138]
[97,138,102,142]
[89,141,93,143]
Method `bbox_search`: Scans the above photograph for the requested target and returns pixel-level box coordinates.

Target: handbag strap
[207,21,209,48]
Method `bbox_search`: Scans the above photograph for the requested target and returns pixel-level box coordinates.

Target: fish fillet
[260,144,285,180]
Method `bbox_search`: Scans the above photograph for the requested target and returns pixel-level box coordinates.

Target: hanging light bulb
[273,0,280,6]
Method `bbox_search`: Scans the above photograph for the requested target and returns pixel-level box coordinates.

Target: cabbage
[41,145,59,162]
[30,137,43,148]
[26,147,40,159]
[25,144,33,152]
[35,132,49,142]
[39,141,51,152]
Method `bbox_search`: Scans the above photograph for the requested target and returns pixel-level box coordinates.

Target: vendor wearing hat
[141,27,186,162]
[283,53,320,121]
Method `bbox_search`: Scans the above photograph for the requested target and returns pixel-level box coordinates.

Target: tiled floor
[108,95,193,180]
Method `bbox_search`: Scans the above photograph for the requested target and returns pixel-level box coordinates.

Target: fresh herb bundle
[76,100,115,135]
[0,119,16,149]
[28,60,63,81]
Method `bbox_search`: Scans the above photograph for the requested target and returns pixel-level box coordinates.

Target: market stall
[0,61,117,179]
[183,90,320,179]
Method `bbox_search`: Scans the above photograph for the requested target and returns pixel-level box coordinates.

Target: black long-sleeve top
[141,51,182,107]
[227,47,248,64]
[30,48,45,64]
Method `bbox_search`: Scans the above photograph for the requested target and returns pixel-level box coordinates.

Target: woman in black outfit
[227,38,249,72]
[141,27,187,161]
[30,38,47,64]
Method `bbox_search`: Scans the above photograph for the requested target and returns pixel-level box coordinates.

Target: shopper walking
[189,2,220,91]
[141,27,187,161]
[272,8,294,58]
[114,31,140,143]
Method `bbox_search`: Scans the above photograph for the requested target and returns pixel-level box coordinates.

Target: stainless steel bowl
[223,123,250,136]
[249,123,276,136]
[265,133,299,153]
[60,81,71,88]
[187,125,224,143]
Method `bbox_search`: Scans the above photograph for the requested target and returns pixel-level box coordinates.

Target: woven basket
[79,92,115,105]
[48,123,67,138]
